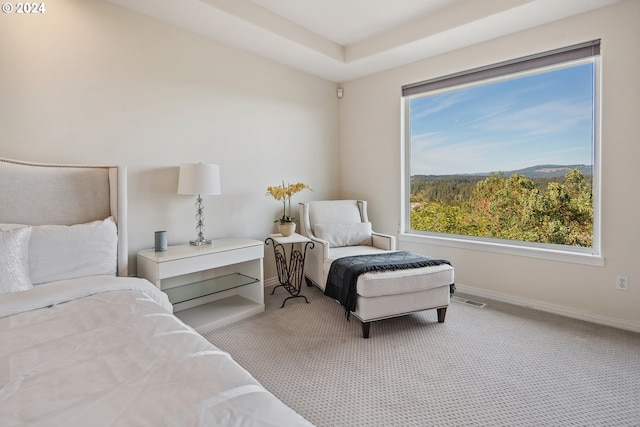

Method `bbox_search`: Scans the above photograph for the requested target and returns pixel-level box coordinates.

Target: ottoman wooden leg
[361,321,371,339]
[437,307,447,323]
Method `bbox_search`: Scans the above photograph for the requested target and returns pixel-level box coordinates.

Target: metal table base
[265,235,314,308]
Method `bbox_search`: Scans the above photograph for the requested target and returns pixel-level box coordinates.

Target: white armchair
[299,200,454,338]
[299,200,395,289]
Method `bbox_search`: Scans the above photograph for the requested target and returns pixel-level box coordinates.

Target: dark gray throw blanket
[324,251,452,319]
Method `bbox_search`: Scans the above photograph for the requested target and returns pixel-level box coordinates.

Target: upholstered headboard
[0,158,128,276]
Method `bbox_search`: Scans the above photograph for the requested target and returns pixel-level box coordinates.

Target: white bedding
[0,277,312,426]
[0,275,172,318]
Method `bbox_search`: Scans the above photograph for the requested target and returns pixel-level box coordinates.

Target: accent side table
[265,233,314,307]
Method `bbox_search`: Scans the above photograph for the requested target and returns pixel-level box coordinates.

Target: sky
[409,60,595,176]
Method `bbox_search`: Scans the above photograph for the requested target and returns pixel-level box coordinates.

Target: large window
[403,41,600,257]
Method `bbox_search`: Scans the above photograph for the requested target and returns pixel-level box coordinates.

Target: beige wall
[0,0,340,278]
[339,1,640,329]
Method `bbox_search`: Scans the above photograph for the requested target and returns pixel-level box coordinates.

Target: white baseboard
[264,277,279,288]
[455,284,640,334]
[263,276,640,333]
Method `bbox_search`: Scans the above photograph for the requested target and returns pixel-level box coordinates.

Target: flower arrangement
[266,181,311,224]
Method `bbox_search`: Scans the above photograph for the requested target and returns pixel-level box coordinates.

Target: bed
[0,158,312,426]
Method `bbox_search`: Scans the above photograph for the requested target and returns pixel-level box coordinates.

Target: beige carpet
[203,284,640,427]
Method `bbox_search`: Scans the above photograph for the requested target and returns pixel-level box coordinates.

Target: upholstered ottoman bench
[299,200,455,338]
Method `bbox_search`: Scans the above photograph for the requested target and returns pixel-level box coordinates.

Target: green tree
[410,202,466,234]
[538,169,592,246]
[411,168,593,247]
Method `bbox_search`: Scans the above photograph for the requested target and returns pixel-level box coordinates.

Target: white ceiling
[249,0,464,45]
[102,0,620,82]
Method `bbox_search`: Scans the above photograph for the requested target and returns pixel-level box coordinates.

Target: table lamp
[178,163,221,245]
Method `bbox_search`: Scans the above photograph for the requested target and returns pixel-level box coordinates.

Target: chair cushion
[308,200,363,226]
[315,222,372,248]
[356,263,454,297]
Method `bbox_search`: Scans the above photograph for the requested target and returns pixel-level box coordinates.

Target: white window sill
[399,233,604,267]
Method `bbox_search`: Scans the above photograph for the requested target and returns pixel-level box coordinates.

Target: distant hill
[413,164,592,182]
[500,164,593,178]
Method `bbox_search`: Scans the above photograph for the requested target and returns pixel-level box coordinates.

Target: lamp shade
[177,163,221,195]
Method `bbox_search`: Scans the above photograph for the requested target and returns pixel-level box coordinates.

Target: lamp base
[190,239,212,246]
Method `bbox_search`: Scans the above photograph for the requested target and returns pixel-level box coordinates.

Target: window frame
[400,41,602,266]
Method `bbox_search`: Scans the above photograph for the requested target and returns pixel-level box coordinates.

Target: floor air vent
[451,296,486,308]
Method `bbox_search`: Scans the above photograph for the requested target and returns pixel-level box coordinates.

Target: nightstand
[137,238,264,333]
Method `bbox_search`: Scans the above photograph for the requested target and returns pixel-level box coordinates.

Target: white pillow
[314,222,372,248]
[0,227,33,295]
[27,217,118,285]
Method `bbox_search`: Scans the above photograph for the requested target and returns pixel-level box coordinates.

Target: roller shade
[402,40,600,97]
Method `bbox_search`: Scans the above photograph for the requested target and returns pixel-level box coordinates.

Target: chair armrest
[372,232,396,251]
[308,236,330,259]
[302,236,330,288]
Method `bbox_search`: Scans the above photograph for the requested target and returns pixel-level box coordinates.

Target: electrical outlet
[615,276,628,291]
